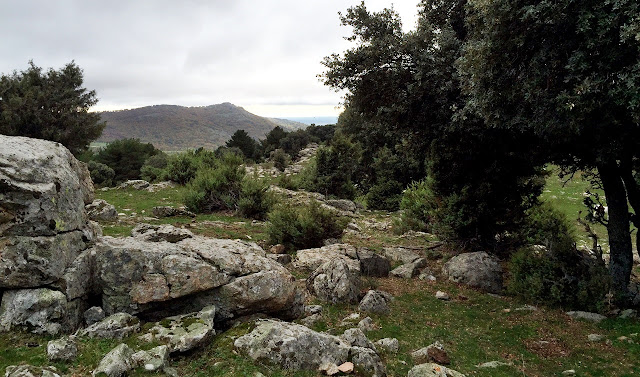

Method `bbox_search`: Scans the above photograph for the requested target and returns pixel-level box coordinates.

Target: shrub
[267,202,347,251]
[140,153,168,182]
[271,148,290,172]
[165,151,199,185]
[507,246,610,312]
[396,178,436,232]
[366,179,403,211]
[238,175,276,220]
[88,160,115,187]
[183,153,245,213]
[518,202,576,253]
[307,137,360,200]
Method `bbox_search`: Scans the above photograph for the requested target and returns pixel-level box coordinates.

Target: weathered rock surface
[350,346,386,377]
[295,243,389,277]
[78,313,140,339]
[92,343,134,377]
[375,338,399,353]
[95,235,303,321]
[0,288,84,335]
[442,252,503,294]
[234,320,352,370]
[131,345,170,372]
[47,335,78,361]
[5,365,61,377]
[408,363,466,377]
[307,258,360,304]
[341,327,376,349]
[358,290,393,315]
[144,306,216,353]
[118,180,149,190]
[86,199,118,222]
[84,306,106,326]
[566,311,607,323]
[382,247,422,265]
[0,135,94,238]
[268,186,357,217]
[390,258,427,279]
[131,223,193,243]
[151,206,195,218]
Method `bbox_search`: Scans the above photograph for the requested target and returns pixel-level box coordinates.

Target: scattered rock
[131,223,193,243]
[358,290,393,315]
[341,328,376,349]
[235,319,352,371]
[358,317,376,331]
[357,249,391,277]
[305,305,323,315]
[350,346,386,377]
[131,345,170,372]
[118,180,149,190]
[84,306,106,326]
[412,342,450,365]
[267,253,292,265]
[566,311,607,323]
[319,362,340,376]
[78,312,140,339]
[144,306,216,353]
[270,244,286,254]
[408,363,466,377]
[477,361,512,368]
[146,181,177,192]
[5,365,61,377]
[301,313,322,327]
[47,336,78,361]
[294,244,361,272]
[307,258,360,304]
[92,343,134,377]
[390,258,427,279]
[381,247,421,265]
[338,362,354,373]
[375,338,399,353]
[442,251,503,294]
[588,334,605,342]
[0,288,77,335]
[86,199,118,221]
[151,206,195,218]
[619,309,637,319]
[514,305,538,311]
[435,291,450,301]
[419,271,437,281]
[562,370,576,376]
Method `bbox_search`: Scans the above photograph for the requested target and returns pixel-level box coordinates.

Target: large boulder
[0,135,94,238]
[94,235,303,321]
[234,319,352,371]
[307,258,360,304]
[92,343,135,377]
[0,288,84,335]
[442,252,503,294]
[294,244,390,277]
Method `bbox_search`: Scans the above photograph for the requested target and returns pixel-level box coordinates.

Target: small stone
[358,317,375,331]
[588,334,604,342]
[562,370,576,376]
[566,311,607,323]
[305,305,323,315]
[270,244,286,254]
[375,338,399,353]
[619,309,637,319]
[341,328,375,349]
[301,313,322,327]
[47,336,78,361]
[84,306,106,326]
[514,305,538,311]
[338,362,354,373]
[478,361,512,368]
[319,362,340,375]
[435,291,450,301]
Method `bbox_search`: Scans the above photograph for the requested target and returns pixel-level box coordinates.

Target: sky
[0,0,420,118]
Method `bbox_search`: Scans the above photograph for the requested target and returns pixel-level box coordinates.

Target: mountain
[97,103,281,151]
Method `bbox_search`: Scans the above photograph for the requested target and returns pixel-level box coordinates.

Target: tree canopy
[461,0,640,298]
[226,129,258,160]
[0,61,104,154]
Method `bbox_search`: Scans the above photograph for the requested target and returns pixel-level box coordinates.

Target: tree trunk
[619,158,640,261]
[598,163,633,301]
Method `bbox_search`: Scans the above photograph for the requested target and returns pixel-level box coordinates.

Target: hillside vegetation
[98,103,280,151]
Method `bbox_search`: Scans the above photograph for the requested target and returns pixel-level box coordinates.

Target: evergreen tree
[226,129,258,160]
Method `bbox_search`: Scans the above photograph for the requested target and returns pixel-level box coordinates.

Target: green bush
[518,202,576,253]
[88,160,115,187]
[140,153,168,182]
[396,178,436,233]
[267,202,347,251]
[238,176,276,220]
[271,148,290,172]
[507,246,610,312]
[366,179,403,211]
[165,151,199,185]
[183,153,245,213]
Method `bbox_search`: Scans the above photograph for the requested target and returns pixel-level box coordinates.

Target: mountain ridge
[97,103,282,151]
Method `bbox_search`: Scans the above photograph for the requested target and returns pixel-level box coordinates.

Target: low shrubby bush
[165,151,200,185]
[395,178,436,233]
[183,153,245,213]
[88,160,115,187]
[267,201,347,251]
[271,148,290,172]
[140,153,168,182]
[237,175,276,220]
[93,138,161,183]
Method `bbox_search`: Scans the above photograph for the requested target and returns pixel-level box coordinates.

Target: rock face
[307,258,360,304]
[442,252,503,294]
[95,235,303,321]
[358,290,393,315]
[78,313,140,339]
[0,136,98,334]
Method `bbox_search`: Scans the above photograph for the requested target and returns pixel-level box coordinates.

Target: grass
[4,172,640,376]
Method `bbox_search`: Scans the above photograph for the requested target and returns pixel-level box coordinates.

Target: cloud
[0,0,419,116]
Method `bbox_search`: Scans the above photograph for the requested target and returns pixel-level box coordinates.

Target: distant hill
[97,103,281,151]
[267,118,308,131]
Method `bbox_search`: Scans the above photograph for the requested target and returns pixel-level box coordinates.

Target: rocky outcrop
[358,290,393,315]
[307,258,360,304]
[268,186,358,218]
[294,244,390,277]
[95,235,303,321]
[408,363,466,377]
[5,365,62,377]
[151,206,195,218]
[92,343,135,377]
[235,319,386,377]
[142,306,216,353]
[442,252,503,294]
[131,223,193,243]
[78,313,140,339]
[47,336,78,361]
[0,136,98,334]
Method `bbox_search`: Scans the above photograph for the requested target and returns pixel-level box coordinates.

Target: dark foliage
[93,138,161,183]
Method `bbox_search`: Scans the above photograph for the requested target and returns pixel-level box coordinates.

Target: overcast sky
[0,1,419,117]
